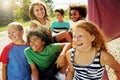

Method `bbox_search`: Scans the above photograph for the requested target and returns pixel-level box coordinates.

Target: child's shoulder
[3,42,14,49]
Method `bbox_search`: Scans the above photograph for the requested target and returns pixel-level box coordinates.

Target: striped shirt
[71,48,105,80]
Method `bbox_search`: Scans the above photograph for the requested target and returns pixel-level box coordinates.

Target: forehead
[29,35,42,41]
[73,27,88,34]
[71,10,79,14]
[8,26,19,31]
[55,12,62,15]
[34,4,44,9]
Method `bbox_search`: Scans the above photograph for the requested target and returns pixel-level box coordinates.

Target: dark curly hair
[27,27,52,46]
[69,4,87,18]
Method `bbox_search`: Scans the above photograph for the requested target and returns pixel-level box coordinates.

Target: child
[69,3,87,22]
[68,3,109,79]
[0,22,31,80]
[28,1,72,43]
[66,21,120,80]
[29,1,50,29]
[24,27,71,80]
[50,8,70,35]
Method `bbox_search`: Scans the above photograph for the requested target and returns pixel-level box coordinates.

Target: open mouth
[77,43,83,46]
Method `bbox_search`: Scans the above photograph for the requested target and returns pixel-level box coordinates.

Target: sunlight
[1,1,10,9]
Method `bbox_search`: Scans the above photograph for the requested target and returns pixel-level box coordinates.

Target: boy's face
[8,26,23,43]
[33,4,45,19]
[29,35,45,52]
[70,10,81,22]
[55,12,64,21]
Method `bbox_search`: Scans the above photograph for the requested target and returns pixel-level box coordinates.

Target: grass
[0,16,69,32]
[0,21,30,32]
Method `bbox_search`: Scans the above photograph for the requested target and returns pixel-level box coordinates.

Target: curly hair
[29,1,49,20]
[27,27,52,46]
[69,3,87,18]
[72,20,107,51]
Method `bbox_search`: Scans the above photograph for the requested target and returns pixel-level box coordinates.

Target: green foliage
[14,0,30,22]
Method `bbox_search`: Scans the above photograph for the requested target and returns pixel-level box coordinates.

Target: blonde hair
[8,22,23,31]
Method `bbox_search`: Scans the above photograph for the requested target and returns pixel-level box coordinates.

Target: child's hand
[55,54,65,68]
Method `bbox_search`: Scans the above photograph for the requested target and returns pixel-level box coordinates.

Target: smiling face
[70,10,81,22]
[33,4,45,19]
[29,35,45,52]
[55,12,64,22]
[72,27,95,51]
[8,26,23,44]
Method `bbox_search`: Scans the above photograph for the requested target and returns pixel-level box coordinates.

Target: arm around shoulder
[56,42,71,67]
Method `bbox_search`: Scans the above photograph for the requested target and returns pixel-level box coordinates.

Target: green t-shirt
[24,43,61,70]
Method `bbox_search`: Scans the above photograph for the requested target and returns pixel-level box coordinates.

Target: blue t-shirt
[7,44,31,80]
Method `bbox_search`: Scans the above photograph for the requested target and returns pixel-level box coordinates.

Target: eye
[79,35,82,37]
[36,9,39,12]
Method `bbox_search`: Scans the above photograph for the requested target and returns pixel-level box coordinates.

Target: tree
[14,0,30,22]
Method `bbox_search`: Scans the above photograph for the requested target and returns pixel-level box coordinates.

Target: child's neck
[77,47,95,54]
[58,19,64,22]
[14,39,25,45]
[37,18,46,25]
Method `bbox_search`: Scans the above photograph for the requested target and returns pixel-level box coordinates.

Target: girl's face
[72,27,95,51]
[29,35,45,52]
[33,4,45,19]
[8,26,23,44]
[70,10,81,22]
[55,12,64,21]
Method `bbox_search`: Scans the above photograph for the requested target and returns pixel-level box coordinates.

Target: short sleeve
[24,47,35,64]
[0,43,13,64]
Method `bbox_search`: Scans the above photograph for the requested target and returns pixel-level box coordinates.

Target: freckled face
[29,35,45,52]
[8,26,23,43]
[70,10,81,22]
[72,28,94,51]
[33,4,45,19]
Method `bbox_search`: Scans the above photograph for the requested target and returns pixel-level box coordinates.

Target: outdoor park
[0,0,120,80]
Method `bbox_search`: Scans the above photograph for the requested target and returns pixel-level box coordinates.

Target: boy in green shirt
[24,27,71,80]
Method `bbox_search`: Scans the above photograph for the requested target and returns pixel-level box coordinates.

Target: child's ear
[91,35,95,41]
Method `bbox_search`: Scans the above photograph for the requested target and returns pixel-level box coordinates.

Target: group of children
[0,1,120,80]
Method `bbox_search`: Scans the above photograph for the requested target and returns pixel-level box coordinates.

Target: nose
[74,37,80,42]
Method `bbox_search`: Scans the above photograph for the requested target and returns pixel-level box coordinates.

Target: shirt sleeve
[51,43,61,53]
[0,43,13,64]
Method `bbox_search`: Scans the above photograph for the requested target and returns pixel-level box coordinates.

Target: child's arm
[55,42,71,68]
[30,64,39,80]
[2,64,7,80]
[66,50,74,80]
[101,51,120,80]
[55,31,72,43]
